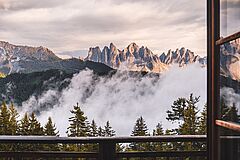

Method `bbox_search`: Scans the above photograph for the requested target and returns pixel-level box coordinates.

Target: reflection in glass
[220,38,240,124]
[220,0,240,36]
[220,38,240,120]
[219,38,240,160]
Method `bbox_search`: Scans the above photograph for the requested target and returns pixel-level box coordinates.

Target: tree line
[0,93,239,158]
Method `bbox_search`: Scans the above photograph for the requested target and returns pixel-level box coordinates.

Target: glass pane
[219,37,240,160]
[220,0,240,37]
[219,38,240,124]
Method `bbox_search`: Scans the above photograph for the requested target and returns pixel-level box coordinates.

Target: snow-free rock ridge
[85,42,207,73]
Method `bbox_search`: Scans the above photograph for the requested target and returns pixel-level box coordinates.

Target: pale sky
[0,0,209,57]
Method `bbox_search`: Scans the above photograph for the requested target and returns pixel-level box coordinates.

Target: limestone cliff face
[85,42,207,73]
[85,42,168,73]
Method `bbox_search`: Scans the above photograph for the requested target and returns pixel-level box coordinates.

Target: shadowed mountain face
[0,41,113,75]
[0,61,114,105]
[85,42,207,73]
[0,41,115,104]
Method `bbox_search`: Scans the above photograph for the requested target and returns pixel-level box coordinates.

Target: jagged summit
[85,43,205,73]
[85,42,168,72]
[159,47,206,66]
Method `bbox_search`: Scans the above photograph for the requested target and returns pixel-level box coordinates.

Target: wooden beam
[216,31,240,45]
[216,120,240,132]
[0,135,206,144]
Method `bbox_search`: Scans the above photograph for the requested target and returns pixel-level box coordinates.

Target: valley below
[0,40,239,135]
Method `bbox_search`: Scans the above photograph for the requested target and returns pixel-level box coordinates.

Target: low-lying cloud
[19,64,207,136]
[221,87,240,114]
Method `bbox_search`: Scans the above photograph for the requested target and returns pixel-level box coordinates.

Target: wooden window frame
[207,0,240,160]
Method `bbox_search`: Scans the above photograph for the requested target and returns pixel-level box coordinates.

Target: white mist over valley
[1,39,239,136]
[19,64,207,136]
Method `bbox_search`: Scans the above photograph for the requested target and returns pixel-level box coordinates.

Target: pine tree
[198,104,207,135]
[166,94,201,152]
[85,120,91,136]
[44,117,59,136]
[179,94,199,135]
[19,113,30,135]
[220,98,229,120]
[167,94,200,135]
[129,116,149,151]
[153,123,164,136]
[131,116,149,136]
[152,123,164,153]
[27,113,43,151]
[166,98,187,122]
[84,120,99,152]
[222,103,240,123]
[66,103,89,152]
[89,120,98,137]
[0,102,12,151]
[44,117,59,151]
[227,103,240,123]
[67,103,88,137]
[18,113,31,151]
[98,127,105,137]
[0,101,11,135]
[104,121,115,137]
[29,112,44,135]
[220,99,240,136]
[9,102,19,135]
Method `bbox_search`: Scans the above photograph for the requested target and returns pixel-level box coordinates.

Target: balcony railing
[0,135,207,159]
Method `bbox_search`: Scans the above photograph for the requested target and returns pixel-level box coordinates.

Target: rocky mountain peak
[159,47,205,66]
[0,41,61,75]
[127,42,138,49]
[109,43,118,53]
[85,42,208,73]
[85,42,168,72]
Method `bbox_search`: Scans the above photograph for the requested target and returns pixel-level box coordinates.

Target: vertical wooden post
[99,141,116,160]
[207,0,220,160]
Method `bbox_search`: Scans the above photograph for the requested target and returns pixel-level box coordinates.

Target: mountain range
[0,40,239,106]
[85,42,207,73]
[0,40,239,81]
[0,41,112,75]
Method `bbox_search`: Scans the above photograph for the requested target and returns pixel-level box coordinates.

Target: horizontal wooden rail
[0,135,206,144]
[0,135,207,159]
[216,31,240,45]
[220,136,240,139]
[216,120,240,132]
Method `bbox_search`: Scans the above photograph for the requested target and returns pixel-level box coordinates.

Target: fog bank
[20,64,207,136]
